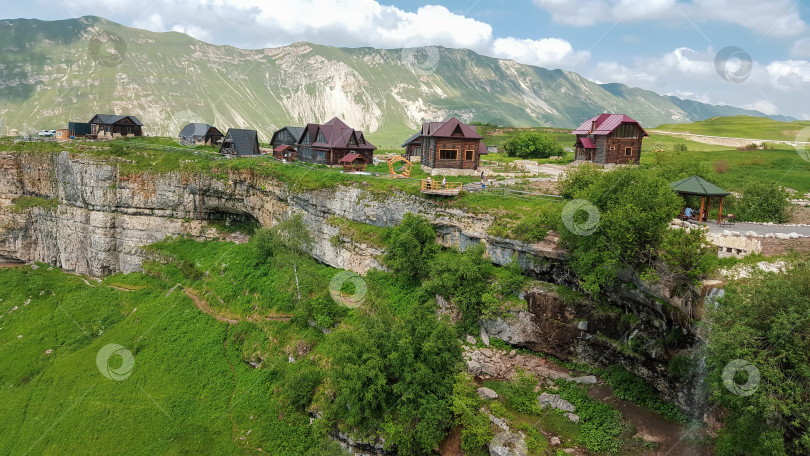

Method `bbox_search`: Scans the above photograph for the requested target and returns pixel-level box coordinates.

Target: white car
[38,130,56,137]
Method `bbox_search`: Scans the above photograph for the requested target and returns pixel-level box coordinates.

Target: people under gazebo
[670,175,732,224]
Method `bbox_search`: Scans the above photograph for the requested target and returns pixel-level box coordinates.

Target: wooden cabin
[273,145,297,161]
[55,129,73,141]
[295,117,376,166]
[405,117,487,171]
[88,114,143,138]
[179,123,224,145]
[270,127,305,149]
[572,114,647,165]
[219,129,260,156]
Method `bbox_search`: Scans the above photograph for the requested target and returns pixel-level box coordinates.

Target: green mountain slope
[654,115,810,141]
[0,16,789,147]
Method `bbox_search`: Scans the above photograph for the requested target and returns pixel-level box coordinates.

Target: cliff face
[0,150,565,276]
[0,150,705,415]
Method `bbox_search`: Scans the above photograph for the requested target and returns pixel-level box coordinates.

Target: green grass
[654,115,810,141]
[11,196,58,212]
[327,216,391,249]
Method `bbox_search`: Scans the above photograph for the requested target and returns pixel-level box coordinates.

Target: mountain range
[0,16,792,147]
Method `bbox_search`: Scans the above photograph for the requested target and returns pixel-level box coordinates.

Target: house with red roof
[402,117,487,173]
[572,114,647,165]
[295,117,376,166]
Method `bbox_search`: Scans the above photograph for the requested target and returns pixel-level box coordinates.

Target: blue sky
[2,0,809,119]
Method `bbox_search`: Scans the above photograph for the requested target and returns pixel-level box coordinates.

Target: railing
[421,180,462,195]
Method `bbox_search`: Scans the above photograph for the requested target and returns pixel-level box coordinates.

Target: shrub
[713,159,729,174]
[601,365,686,423]
[450,374,493,455]
[384,213,439,283]
[282,361,324,412]
[555,379,624,453]
[659,228,718,286]
[734,181,790,223]
[504,132,564,159]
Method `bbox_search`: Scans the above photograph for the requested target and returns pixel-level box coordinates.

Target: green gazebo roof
[669,175,730,197]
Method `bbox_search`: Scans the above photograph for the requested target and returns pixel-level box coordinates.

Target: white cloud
[791,38,810,58]
[491,37,590,68]
[765,60,810,90]
[742,99,780,114]
[533,0,807,37]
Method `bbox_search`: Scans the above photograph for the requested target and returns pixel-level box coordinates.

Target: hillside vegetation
[654,116,810,142]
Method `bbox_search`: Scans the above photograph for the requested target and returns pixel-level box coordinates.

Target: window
[465,150,474,161]
[439,149,458,160]
[413,147,421,155]
[317,150,326,161]
[316,131,326,143]
[610,146,615,150]
[625,147,632,156]
[302,134,311,145]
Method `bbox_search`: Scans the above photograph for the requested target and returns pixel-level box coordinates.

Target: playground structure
[387,156,413,178]
[421,179,462,196]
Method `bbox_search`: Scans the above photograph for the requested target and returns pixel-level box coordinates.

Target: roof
[421,117,482,139]
[273,145,295,152]
[339,152,367,163]
[272,126,305,143]
[670,175,730,197]
[572,113,647,136]
[89,114,144,126]
[478,141,488,155]
[401,132,422,147]
[578,137,596,149]
[222,129,259,156]
[179,123,221,141]
[300,117,376,150]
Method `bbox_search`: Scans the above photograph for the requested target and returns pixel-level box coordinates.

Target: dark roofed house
[88,114,143,138]
[68,122,92,137]
[219,129,260,157]
[273,145,297,161]
[572,113,647,165]
[179,123,224,145]
[295,117,376,166]
[406,117,487,173]
[270,127,305,149]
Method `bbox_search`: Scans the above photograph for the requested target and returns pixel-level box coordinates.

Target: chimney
[589,120,596,134]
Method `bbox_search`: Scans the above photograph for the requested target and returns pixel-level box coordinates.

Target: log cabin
[270,127,305,149]
[404,117,487,172]
[572,114,647,165]
[219,129,260,156]
[295,117,376,166]
[88,114,143,137]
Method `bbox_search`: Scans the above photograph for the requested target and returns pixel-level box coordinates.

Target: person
[441,176,446,189]
[683,207,693,221]
[426,176,432,189]
[480,171,485,189]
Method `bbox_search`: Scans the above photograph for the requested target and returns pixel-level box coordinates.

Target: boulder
[789,232,800,239]
[722,230,731,236]
[565,413,580,423]
[775,233,790,240]
[537,392,576,413]
[466,335,476,345]
[480,327,491,346]
[765,233,775,238]
[488,431,528,456]
[550,436,561,446]
[745,231,758,237]
[477,387,499,400]
[571,375,597,385]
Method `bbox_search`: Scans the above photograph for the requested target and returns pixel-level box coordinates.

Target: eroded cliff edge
[0,150,706,415]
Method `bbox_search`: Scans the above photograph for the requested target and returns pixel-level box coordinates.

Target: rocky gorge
[0,149,710,418]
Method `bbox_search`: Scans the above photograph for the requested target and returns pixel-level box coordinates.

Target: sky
[2,0,810,119]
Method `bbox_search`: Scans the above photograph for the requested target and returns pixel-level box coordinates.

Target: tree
[384,213,439,283]
[329,301,462,455]
[504,132,564,159]
[252,213,314,299]
[707,264,810,455]
[734,181,790,223]
[557,166,682,295]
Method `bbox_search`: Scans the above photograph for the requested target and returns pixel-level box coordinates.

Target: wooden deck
[421,180,462,196]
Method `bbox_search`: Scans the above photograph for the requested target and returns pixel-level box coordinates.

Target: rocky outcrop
[0,150,565,276]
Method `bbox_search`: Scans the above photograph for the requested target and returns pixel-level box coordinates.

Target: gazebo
[670,175,731,224]
[339,152,368,172]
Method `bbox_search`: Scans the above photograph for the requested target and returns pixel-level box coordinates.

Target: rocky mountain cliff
[0,149,708,415]
[0,16,783,146]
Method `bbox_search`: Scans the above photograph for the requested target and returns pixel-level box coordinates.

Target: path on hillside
[702,220,810,237]
[182,287,292,324]
[651,130,810,148]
